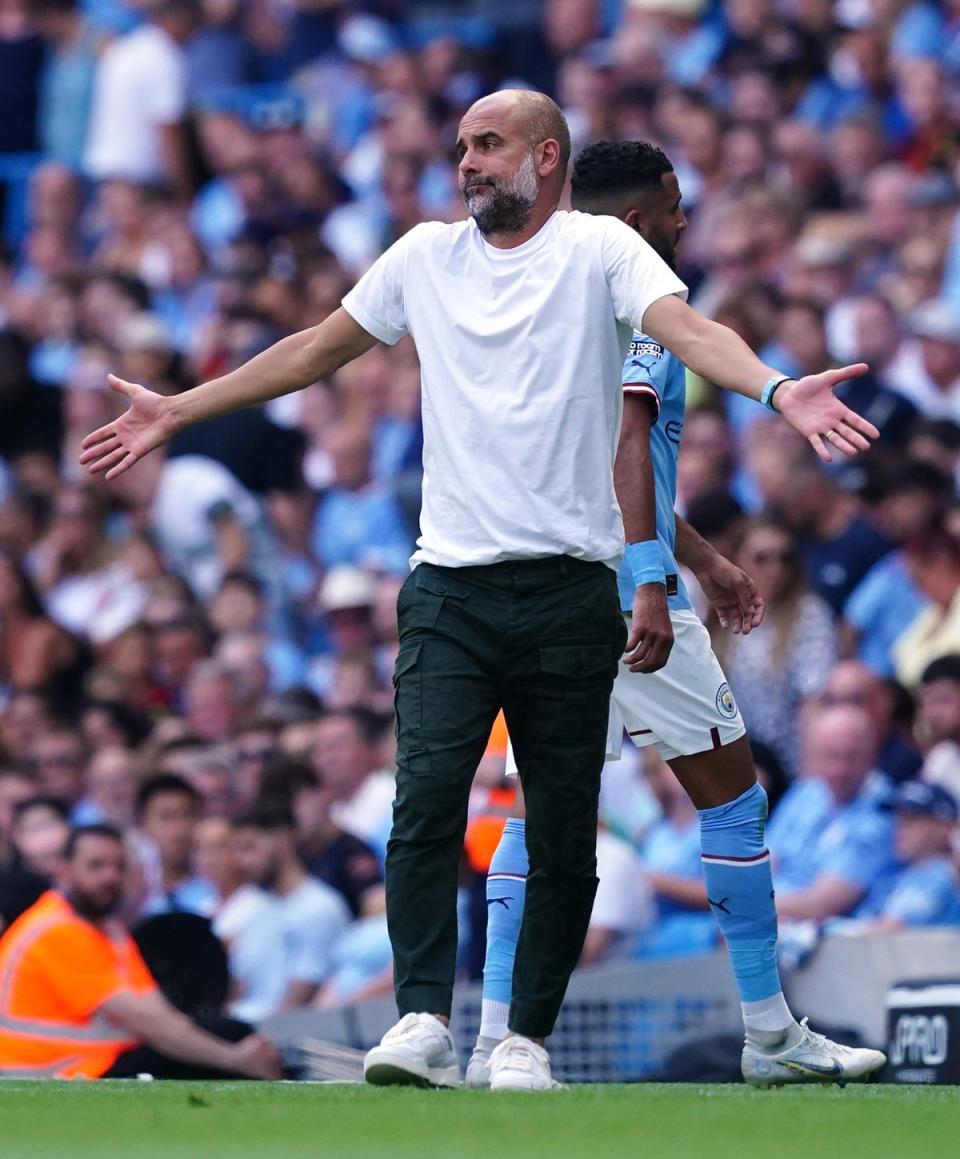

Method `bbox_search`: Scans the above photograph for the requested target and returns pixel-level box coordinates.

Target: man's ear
[624,207,643,235]
[536,138,562,178]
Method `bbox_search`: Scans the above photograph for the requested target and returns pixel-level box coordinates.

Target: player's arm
[774,875,865,922]
[641,295,877,462]
[674,516,764,635]
[615,392,673,673]
[645,869,710,910]
[80,308,378,480]
[100,988,281,1078]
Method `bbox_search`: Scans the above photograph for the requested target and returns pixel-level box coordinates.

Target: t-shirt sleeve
[600,217,688,335]
[829,814,894,891]
[288,894,351,985]
[884,864,956,926]
[32,925,155,1020]
[341,230,415,346]
[622,333,670,421]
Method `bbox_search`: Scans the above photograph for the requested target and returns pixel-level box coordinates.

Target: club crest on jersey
[628,338,663,359]
[715,683,738,719]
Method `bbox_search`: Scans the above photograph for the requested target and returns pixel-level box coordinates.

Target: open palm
[776,365,879,461]
[79,375,176,480]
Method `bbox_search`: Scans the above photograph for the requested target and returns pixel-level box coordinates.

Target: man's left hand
[775,365,879,462]
[697,556,765,635]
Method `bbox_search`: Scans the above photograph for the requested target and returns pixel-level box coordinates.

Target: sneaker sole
[364,1053,459,1090]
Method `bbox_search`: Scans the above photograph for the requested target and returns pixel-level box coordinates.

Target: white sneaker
[363,1013,460,1088]
[465,1035,502,1088]
[742,1018,887,1089]
[488,1035,562,1091]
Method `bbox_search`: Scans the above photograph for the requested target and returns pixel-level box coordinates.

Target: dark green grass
[1,1081,957,1159]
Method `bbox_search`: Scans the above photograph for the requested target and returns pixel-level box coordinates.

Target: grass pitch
[1,1081,957,1159]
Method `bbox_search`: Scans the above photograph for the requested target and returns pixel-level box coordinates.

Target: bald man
[81,90,878,1090]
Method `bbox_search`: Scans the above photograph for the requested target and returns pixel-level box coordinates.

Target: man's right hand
[622,583,673,673]
[230,1034,283,1080]
[79,374,176,480]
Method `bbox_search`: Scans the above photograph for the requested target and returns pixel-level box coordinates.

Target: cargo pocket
[538,643,618,714]
[393,642,423,731]
[400,567,471,631]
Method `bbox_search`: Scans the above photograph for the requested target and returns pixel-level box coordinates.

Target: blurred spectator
[820,661,922,784]
[72,745,141,828]
[33,0,97,169]
[717,518,837,776]
[0,546,85,702]
[915,654,960,801]
[768,705,897,922]
[771,458,892,616]
[8,794,69,878]
[895,524,960,687]
[28,723,87,805]
[0,764,36,870]
[842,459,949,675]
[84,0,199,192]
[889,299,960,421]
[860,781,960,930]
[0,825,281,1080]
[311,708,395,863]
[229,804,349,1019]
[0,0,44,154]
[229,715,280,804]
[135,773,216,917]
[269,755,385,919]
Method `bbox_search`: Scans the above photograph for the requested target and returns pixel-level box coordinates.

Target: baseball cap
[909,299,960,345]
[885,780,959,822]
[320,565,376,612]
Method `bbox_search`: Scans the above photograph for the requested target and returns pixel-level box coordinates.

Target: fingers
[825,363,869,386]
[809,433,832,463]
[80,423,119,453]
[104,451,140,480]
[106,373,139,398]
[623,634,673,673]
[838,408,880,442]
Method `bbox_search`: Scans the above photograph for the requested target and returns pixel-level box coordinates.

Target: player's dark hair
[571,140,674,209]
[65,823,124,861]
[135,773,200,820]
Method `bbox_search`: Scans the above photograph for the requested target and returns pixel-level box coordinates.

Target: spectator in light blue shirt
[854,780,960,929]
[768,704,897,922]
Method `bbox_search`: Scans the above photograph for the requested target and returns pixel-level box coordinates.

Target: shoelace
[385,1014,440,1043]
[796,1016,850,1058]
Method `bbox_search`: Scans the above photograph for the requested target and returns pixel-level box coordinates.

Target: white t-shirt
[85,25,186,183]
[342,211,686,570]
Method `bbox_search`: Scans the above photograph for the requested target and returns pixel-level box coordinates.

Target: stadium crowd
[2,0,960,1045]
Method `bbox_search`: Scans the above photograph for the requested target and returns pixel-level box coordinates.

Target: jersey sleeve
[600,217,688,335]
[622,333,670,422]
[341,228,418,346]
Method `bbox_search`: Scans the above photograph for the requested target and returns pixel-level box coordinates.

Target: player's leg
[491,559,626,1090]
[364,566,501,1088]
[628,610,885,1085]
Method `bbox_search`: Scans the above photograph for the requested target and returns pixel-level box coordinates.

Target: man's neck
[481,202,559,251]
[273,860,307,898]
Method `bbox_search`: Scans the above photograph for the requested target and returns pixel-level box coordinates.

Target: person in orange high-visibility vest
[0,824,281,1080]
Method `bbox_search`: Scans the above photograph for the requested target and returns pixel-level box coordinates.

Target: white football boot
[363,1013,460,1088]
[742,1018,887,1088]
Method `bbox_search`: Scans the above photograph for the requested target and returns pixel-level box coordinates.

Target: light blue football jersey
[616,333,693,614]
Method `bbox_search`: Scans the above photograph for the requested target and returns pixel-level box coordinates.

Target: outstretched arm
[80,308,378,480]
[674,517,764,635]
[641,295,878,462]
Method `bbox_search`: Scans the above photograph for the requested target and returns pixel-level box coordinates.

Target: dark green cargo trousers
[386,555,627,1039]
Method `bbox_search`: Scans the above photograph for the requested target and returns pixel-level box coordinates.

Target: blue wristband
[761,375,794,411]
[624,540,666,588]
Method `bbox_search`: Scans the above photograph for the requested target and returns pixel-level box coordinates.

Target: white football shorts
[506,608,745,774]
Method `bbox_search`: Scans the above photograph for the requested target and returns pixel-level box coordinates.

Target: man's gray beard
[465,152,539,236]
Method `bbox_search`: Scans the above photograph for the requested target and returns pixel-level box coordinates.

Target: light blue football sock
[478,817,528,1041]
[699,782,793,1033]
